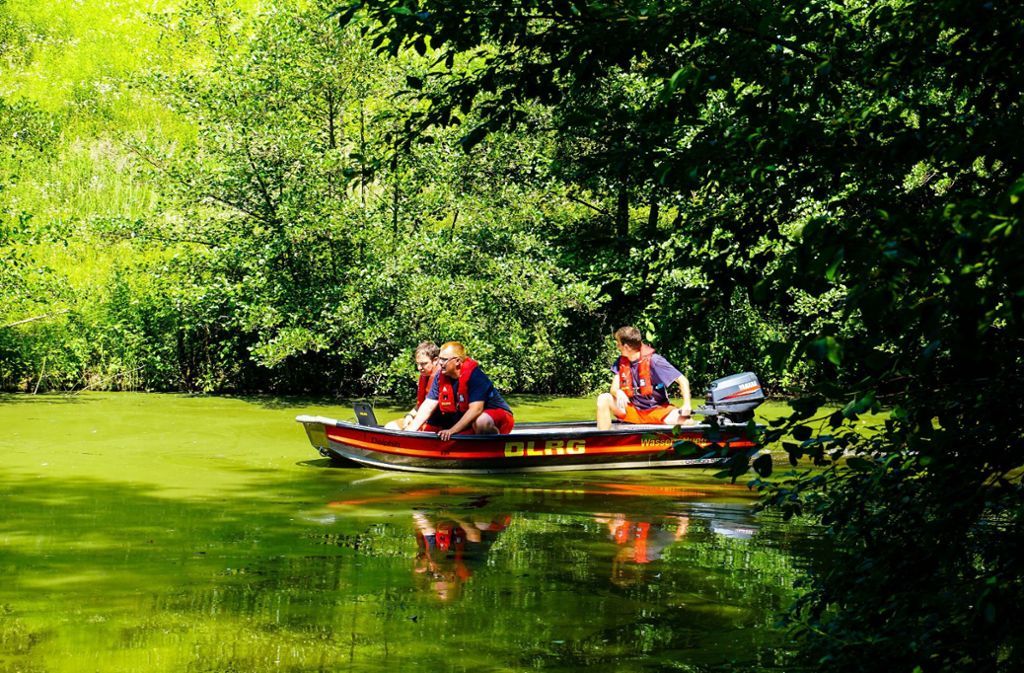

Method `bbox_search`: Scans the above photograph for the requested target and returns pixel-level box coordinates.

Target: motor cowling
[696,372,764,424]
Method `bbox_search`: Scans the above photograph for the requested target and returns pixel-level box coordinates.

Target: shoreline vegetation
[3,1,1022,672]
[0,0,805,399]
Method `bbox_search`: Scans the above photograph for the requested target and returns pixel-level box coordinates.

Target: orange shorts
[615,403,676,424]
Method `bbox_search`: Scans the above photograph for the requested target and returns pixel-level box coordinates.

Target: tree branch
[1,310,70,329]
[567,193,609,216]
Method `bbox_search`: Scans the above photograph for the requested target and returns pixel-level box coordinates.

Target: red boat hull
[297,416,758,474]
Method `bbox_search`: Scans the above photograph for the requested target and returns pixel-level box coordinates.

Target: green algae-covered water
[1,393,815,672]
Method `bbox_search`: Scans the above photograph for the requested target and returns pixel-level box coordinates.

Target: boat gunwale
[327,447,731,474]
[296,415,756,441]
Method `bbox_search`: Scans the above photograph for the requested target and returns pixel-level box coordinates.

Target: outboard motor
[696,372,764,424]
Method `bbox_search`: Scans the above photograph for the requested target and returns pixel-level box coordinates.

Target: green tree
[342,0,1024,669]
[0,2,63,386]
[130,0,604,394]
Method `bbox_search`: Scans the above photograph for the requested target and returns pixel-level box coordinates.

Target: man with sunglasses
[406,341,514,440]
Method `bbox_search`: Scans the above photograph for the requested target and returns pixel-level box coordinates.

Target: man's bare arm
[438,400,485,440]
[675,375,692,415]
[406,398,439,432]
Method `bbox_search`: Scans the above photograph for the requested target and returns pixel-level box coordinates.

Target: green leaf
[825,248,844,281]
[330,3,362,27]
[674,440,702,456]
[458,124,489,151]
[752,453,773,477]
[792,425,812,441]
[807,336,843,365]
[846,456,874,471]
[852,390,876,414]
[668,66,696,92]
[1009,182,1024,204]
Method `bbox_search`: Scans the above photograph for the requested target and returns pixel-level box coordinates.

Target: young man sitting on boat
[385,341,441,430]
[405,341,515,440]
[596,326,692,430]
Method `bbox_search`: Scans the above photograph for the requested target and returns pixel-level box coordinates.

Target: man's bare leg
[663,408,695,426]
[597,393,617,430]
[474,414,498,434]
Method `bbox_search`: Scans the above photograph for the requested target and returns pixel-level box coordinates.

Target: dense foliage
[0,0,785,396]
[2,1,1023,668]
[337,0,1024,670]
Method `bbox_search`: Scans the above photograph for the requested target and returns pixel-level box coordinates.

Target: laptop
[353,402,380,427]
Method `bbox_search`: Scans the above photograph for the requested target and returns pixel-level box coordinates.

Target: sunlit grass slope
[2,0,189,217]
[0,0,265,359]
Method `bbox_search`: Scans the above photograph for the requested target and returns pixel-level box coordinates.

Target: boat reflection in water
[330,478,763,601]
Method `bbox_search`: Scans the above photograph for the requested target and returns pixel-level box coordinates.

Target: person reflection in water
[412,510,510,601]
[596,514,691,587]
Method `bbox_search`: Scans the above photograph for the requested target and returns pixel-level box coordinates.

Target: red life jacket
[437,358,478,413]
[618,345,656,398]
[416,365,440,407]
[435,522,466,552]
[612,519,652,564]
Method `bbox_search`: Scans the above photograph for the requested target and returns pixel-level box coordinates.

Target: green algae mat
[0,393,813,672]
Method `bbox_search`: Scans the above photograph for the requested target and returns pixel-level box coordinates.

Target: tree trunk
[615,176,629,252]
[359,100,367,210]
[646,194,660,238]
[326,89,337,150]
[391,151,400,235]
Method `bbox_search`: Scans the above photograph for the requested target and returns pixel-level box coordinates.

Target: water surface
[0,393,815,672]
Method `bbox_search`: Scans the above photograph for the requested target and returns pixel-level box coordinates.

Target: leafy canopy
[340,0,1024,670]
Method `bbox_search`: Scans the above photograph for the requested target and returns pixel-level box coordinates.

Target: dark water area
[0,393,818,672]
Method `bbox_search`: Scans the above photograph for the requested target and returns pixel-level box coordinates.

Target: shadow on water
[229,393,359,410]
[0,466,816,673]
[297,458,338,469]
[0,392,93,405]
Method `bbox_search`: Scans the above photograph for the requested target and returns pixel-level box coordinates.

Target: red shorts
[481,408,515,434]
[423,409,515,434]
[615,403,676,424]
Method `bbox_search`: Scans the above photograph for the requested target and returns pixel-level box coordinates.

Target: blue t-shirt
[610,353,683,410]
[428,367,513,415]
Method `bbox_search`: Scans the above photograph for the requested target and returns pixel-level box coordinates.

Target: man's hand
[680,402,692,417]
[438,428,455,441]
[615,389,629,413]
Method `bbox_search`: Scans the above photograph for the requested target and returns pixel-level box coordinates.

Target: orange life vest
[612,519,652,564]
[618,345,656,398]
[437,358,478,413]
[416,365,440,407]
